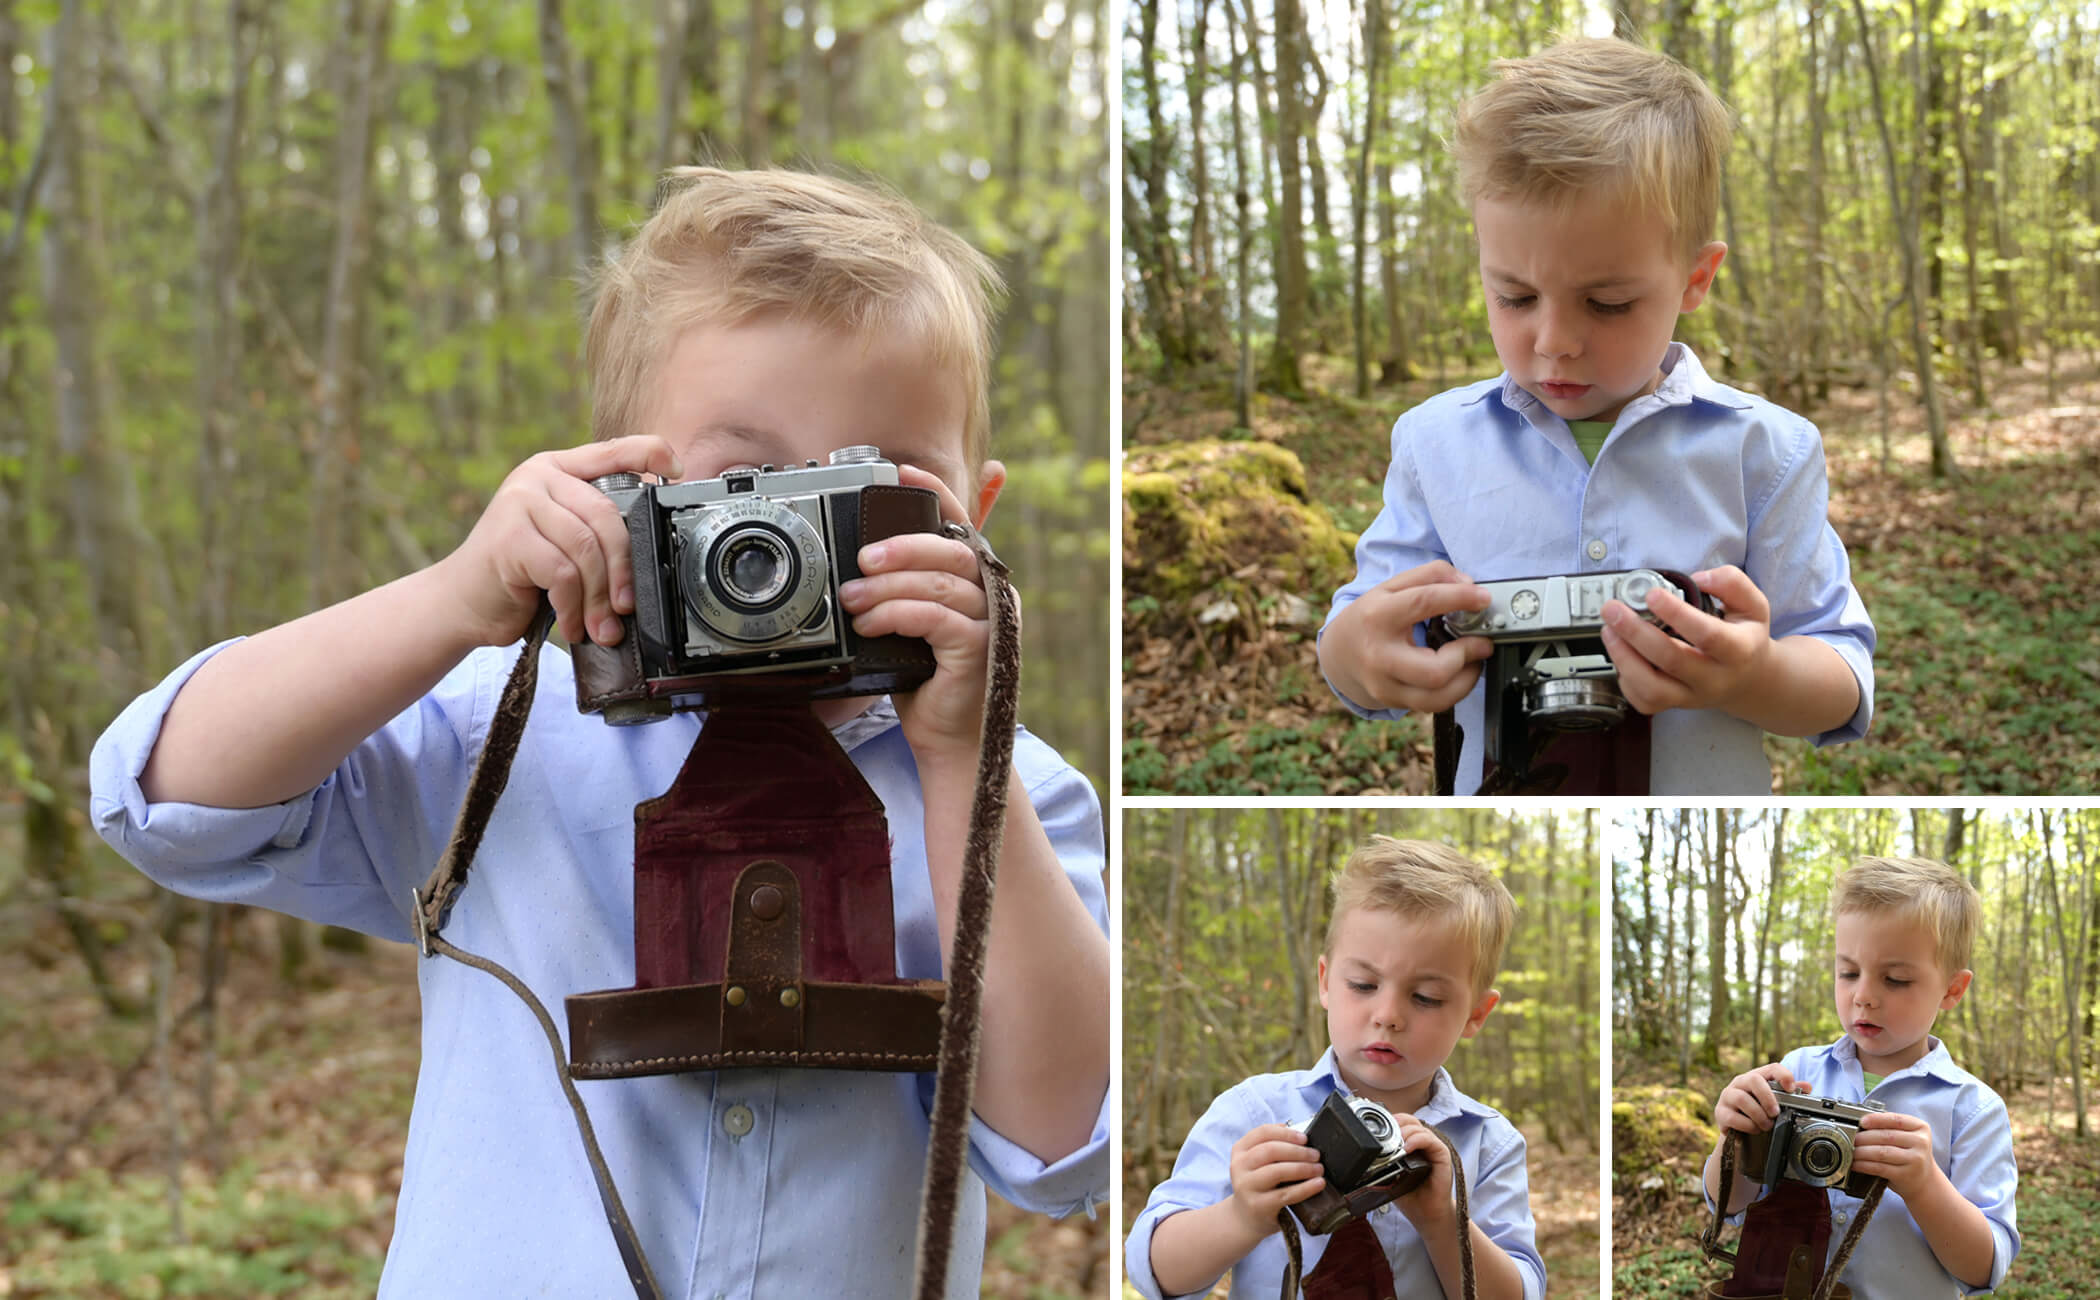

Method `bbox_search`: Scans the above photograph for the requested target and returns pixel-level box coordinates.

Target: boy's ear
[1316,955,1330,1009]
[970,459,1006,529]
[1678,241,1728,313]
[1460,988,1501,1039]
[1940,969,1974,1010]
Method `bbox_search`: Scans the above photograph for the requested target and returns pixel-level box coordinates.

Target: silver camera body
[1750,1092,1886,1197]
[1438,569,1687,730]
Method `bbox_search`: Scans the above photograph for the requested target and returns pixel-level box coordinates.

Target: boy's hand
[1851,1111,1945,1201]
[1599,565,1774,716]
[1715,1063,1805,1135]
[1320,561,1495,713]
[1389,1110,1460,1228]
[1222,1124,1328,1234]
[438,435,685,649]
[836,466,997,762]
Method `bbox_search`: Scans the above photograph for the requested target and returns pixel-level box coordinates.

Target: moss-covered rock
[1122,438,1356,617]
[1613,1084,1717,1206]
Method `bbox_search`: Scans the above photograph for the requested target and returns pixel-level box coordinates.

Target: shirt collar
[1464,341,1754,420]
[828,696,903,753]
[1306,1046,1497,1125]
[1826,1032,1970,1087]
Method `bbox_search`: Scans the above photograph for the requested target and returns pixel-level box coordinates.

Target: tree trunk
[537,0,599,272]
[1853,0,1953,476]
[310,0,394,609]
[1351,0,1382,398]
[1263,0,1308,396]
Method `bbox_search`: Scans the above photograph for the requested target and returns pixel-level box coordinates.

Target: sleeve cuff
[1806,632,1874,746]
[968,1090,1109,1218]
[1123,1206,1212,1300]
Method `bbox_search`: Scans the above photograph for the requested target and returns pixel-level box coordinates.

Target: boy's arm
[1854,1096,2019,1293]
[1133,1112,1325,1300]
[1601,567,1861,738]
[843,467,1107,1163]
[1401,1120,1544,1300]
[140,437,683,808]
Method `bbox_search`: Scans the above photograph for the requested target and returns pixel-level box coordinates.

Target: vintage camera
[579,446,939,722]
[1283,1093,1433,1234]
[1740,1092,1886,1199]
[1425,569,1715,766]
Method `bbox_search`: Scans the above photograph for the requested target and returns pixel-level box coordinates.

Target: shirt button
[723,1103,755,1138]
[1586,538,1608,561]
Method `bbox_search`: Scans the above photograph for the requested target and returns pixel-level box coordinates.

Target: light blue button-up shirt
[1706,1035,2018,1298]
[90,638,1110,1298]
[1124,1050,1545,1300]
[1321,342,1875,794]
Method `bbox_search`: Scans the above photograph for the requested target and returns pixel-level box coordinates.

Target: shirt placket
[688,1071,779,1299]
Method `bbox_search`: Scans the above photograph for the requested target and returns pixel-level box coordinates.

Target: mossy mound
[1612,1084,1716,1205]
[1123,438,1355,618]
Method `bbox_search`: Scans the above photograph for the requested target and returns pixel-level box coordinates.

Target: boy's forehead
[1331,905,1474,980]
[1472,192,1684,280]
[1833,908,1941,963]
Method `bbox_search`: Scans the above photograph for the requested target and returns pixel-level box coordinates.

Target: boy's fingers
[545,472,638,623]
[1692,565,1767,619]
[1276,1174,1329,1206]
[840,569,989,620]
[515,532,585,643]
[525,489,618,641]
[1635,590,1730,653]
[550,435,685,484]
[857,532,980,581]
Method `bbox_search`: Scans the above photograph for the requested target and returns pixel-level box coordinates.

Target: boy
[1705,857,2018,1297]
[1126,839,1545,1300]
[89,167,1110,1296]
[1317,39,1874,794]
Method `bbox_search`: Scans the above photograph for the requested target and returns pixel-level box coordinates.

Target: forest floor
[1119,1124,1601,1297]
[0,891,1108,1298]
[1611,1050,2100,1299]
[1123,352,2100,794]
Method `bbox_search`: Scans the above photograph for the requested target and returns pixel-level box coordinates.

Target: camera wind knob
[591,471,643,493]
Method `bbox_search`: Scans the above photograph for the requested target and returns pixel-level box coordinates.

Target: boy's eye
[1837,970,1858,981]
[1493,293,1534,310]
[1590,299,1634,315]
[1347,981,1376,994]
[1885,978,1912,988]
[1412,993,1445,1009]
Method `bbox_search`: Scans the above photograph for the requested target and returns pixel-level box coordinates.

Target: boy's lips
[1540,380,1591,400]
[1362,1044,1401,1064]
[1852,1021,1883,1038]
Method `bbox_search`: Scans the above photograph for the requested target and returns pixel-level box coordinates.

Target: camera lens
[1798,1135,1844,1178]
[1351,1101,1394,1142]
[712,529,795,610]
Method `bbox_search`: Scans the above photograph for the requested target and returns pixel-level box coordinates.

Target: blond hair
[1832,857,1981,976]
[585,166,1004,470]
[1324,838,1514,997]
[1453,37,1732,265]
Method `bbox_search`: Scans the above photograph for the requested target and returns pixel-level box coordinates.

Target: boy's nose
[1530,305,1574,357]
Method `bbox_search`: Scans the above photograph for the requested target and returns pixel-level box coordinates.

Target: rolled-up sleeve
[1468,1121,1547,1300]
[1947,1088,2019,1294]
[89,639,486,942]
[1745,415,1877,744]
[1125,1086,1256,1300]
[1320,411,1444,721]
[956,738,1109,1216]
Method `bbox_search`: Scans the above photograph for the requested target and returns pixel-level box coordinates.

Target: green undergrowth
[1123,713,1429,796]
[2,1164,388,1298]
[1613,1132,2100,1298]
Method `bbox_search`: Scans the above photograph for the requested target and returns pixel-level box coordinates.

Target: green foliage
[4,1165,386,1297]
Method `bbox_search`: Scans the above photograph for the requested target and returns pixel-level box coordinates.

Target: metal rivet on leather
[726,985,746,1006]
[750,883,784,921]
[723,1103,754,1138]
[780,987,800,1008]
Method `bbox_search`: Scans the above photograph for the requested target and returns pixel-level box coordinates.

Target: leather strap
[1278,1127,1473,1300]
[413,518,1021,1300]
[1702,1129,1884,1300]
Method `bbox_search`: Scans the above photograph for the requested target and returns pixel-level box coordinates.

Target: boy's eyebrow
[1483,267,1641,293]
[1339,956,1459,985]
[1834,951,1922,969]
